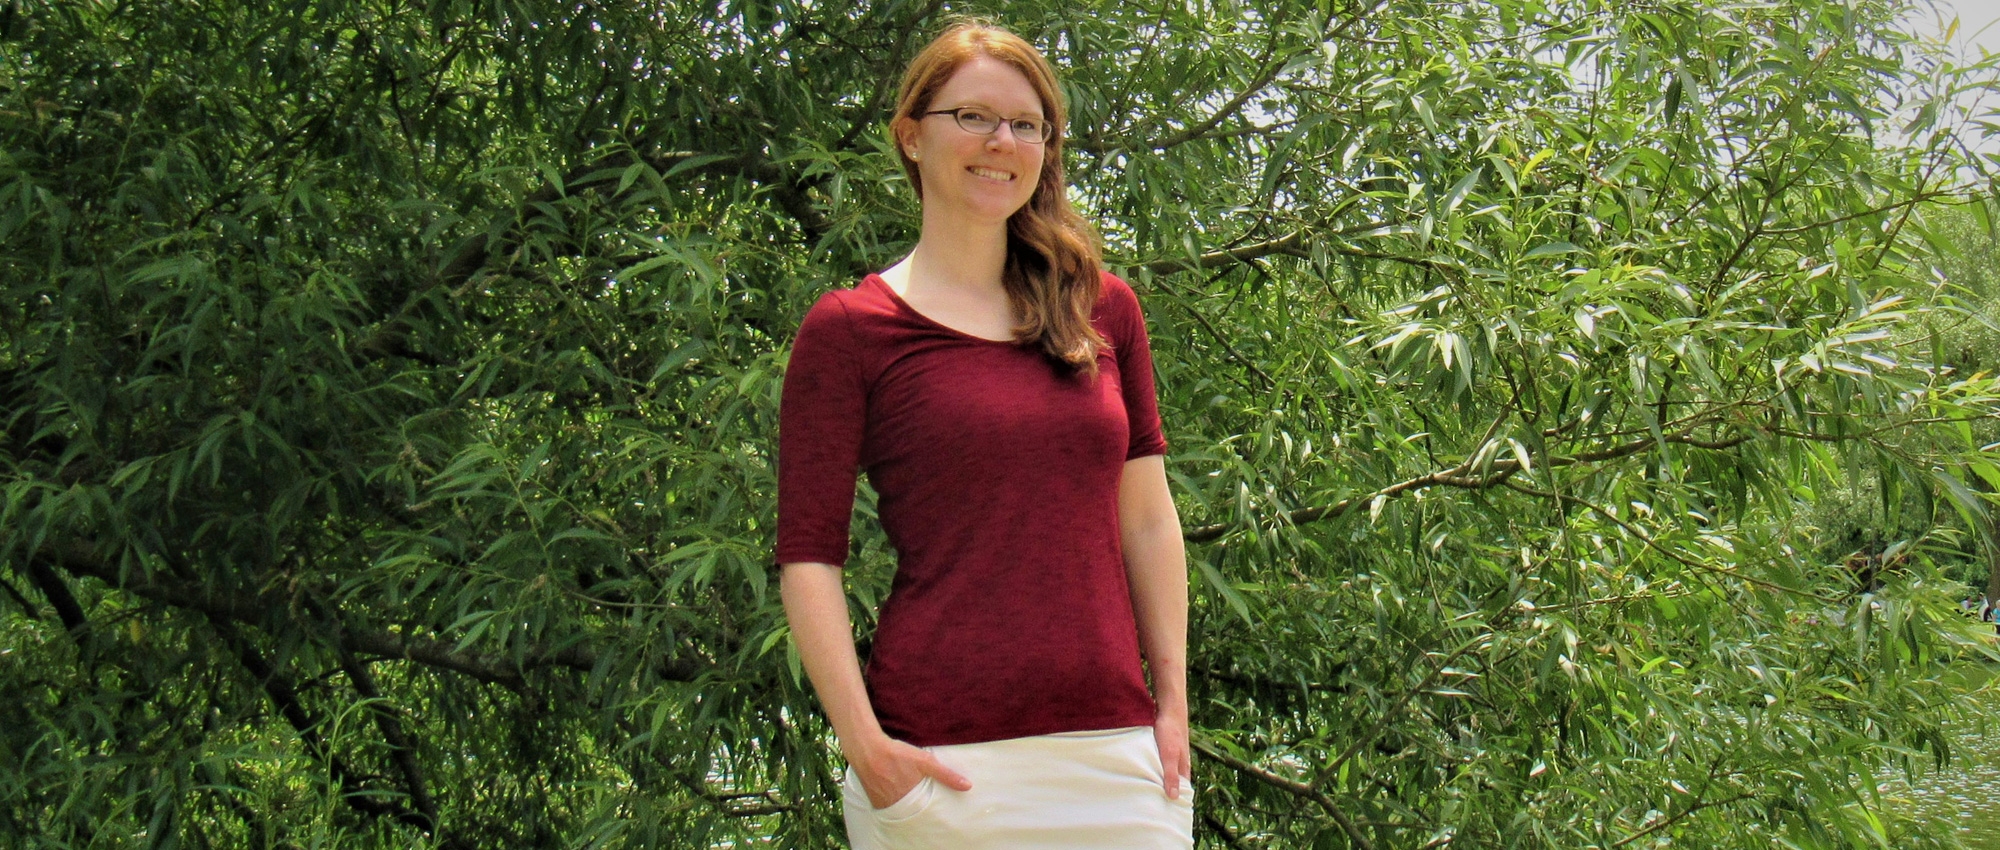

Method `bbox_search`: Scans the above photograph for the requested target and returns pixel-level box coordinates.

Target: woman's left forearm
[1119,455,1188,716]
[1127,523,1189,714]
[1121,454,1194,795]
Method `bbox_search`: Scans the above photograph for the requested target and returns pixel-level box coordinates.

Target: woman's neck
[906,210,1008,296]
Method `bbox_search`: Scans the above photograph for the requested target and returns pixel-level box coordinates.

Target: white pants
[842,726,1194,849]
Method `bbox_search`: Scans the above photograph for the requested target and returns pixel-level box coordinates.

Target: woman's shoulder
[799,275,898,328]
[1092,270,1150,328]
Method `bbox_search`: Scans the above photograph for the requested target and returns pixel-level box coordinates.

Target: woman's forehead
[933,56,1044,116]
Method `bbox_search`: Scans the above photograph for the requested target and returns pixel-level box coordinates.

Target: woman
[776,20,1192,849]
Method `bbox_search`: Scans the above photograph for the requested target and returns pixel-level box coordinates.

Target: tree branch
[24,559,87,634]
[702,789,800,817]
[833,0,948,151]
[1610,793,1755,847]
[209,617,434,834]
[1137,231,1306,276]
[1158,265,1277,392]
[1760,190,1957,236]
[0,572,41,621]
[358,146,827,364]
[1502,481,1839,601]
[1183,429,1752,543]
[1201,809,1255,850]
[1131,216,1415,277]
[1120,29,1293,153]
[1320,636,1491,784]
[43,541,705,687]
[336,641,442,835]
[1192,737,1377,850]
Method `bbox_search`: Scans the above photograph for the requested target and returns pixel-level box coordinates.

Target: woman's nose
[985,124,1020,150]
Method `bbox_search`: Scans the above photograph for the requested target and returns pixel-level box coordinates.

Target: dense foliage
[6,0,2000,846]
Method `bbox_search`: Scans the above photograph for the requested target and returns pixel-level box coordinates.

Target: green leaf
[1197,558,1253,625]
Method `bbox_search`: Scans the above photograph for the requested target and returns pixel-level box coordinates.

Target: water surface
[1883,663,2000,848]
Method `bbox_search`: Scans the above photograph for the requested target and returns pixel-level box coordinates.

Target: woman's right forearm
[779,562,888,756]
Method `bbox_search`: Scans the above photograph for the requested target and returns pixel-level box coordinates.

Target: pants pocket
[844,766,939,819]
[873,775,936,822]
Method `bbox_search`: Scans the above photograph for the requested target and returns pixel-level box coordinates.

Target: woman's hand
[844,733,974,810]
[784,566,969,808]
[1155,709,1192,799]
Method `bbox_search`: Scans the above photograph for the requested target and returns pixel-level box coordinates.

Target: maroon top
[775,270,1169,746]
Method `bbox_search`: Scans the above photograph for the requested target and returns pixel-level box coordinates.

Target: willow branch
[24,559,87,634]
[359,146,825,363]
[43,541,704,687]
[1611,793,1756,847]
[1503,481,1839,602]
[1146,31,1292,152]
[704,789,799,817]
[1183,429,1753,543]
[337,642,442,834]
[1321,635,1491,782]
[1200,810,1255,850]
[1137,231,1306,275]
[1193,738,1377,850]
[0,573,40,621]
[1162,265,1277,391]
[209,617,434,834]
[834,0,948,150]
[1760,190,1957,236]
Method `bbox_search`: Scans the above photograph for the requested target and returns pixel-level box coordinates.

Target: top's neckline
[863,273,1020,345]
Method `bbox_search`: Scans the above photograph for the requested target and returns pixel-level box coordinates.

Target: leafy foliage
[4,0,2000,846]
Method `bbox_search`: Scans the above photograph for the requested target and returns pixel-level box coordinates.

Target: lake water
[1883,662,2000,848]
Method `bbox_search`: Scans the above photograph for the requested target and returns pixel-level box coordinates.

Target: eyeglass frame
[918,107,1055,145]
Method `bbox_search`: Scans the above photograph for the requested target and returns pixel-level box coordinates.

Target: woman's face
[903,55,1047,225]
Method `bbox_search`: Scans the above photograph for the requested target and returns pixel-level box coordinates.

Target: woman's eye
[959,109,994,124]
[1011,119,1040,135]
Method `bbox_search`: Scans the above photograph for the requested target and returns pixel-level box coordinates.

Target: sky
[1914,0,2000,58]
[1906,0,2000,156]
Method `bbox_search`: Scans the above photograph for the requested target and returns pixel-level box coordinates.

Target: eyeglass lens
[953,109,1050,143]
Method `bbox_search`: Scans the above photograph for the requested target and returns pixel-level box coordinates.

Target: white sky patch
[1904,0,2000,156]
[1918,0,2000,57]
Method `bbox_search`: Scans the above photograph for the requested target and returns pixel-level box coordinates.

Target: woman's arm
[1118,453,1190,799]
[778,561,971,807]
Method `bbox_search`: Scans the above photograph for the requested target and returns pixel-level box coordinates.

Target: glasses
[920,107,1054,145]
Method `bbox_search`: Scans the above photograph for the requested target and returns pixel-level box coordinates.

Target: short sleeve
[775,291,868,568]
[1103,272,1169,460]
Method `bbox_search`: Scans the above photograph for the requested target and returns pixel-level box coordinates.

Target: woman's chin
[938,198,1031,226]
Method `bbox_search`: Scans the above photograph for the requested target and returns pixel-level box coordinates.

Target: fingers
[921,752,974,791]
[1158,737,1194,799]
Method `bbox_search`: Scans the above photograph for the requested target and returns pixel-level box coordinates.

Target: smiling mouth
[967,166,1016,182]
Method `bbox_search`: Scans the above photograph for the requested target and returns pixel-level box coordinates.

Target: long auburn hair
[891,21,1106,375]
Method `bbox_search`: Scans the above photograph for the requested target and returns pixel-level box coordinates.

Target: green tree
[5,0,1999,846]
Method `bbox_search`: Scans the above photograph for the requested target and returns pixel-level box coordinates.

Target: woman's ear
[891,116,919,160]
